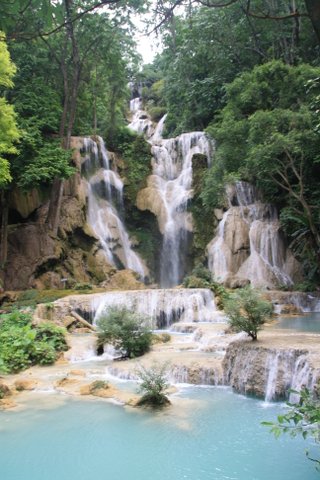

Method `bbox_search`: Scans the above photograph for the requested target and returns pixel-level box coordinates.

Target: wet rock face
[222,341,318,400]
[207,181,302,289]
[2,137,116,290]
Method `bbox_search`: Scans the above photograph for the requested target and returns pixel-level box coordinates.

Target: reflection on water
[0,387,318,480]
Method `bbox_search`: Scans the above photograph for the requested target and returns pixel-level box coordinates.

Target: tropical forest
[0,1,320,479]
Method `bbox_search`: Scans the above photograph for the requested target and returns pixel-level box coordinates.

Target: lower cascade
[92,288,222,328]
[223,342,320,401]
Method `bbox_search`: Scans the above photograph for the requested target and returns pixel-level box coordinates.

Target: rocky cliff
[2,137,141,290]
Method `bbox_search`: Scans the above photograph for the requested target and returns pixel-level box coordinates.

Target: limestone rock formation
[223,340,320,400]
[207,182,302,289]
[2,136,142,290]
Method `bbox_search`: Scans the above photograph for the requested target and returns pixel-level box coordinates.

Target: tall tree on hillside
[0,33,19,269]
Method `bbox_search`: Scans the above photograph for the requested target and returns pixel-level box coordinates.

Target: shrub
[0,311,68,373]
[96,307,153,359]
[136,363,170,408]
[74,283,93,291]
[224,286,273,340]
[34,322,68,352]
[31,341,57,365]
[149,106,167,122]
[152,332,171,344]
[89,380,109,393]
[182,264,229,309]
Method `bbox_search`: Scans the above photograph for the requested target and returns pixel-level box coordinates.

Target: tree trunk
[46,0,80,235]
[305,0,320,43]
[46,178,64,235]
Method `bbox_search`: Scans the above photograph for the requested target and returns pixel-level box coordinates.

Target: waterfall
[208,181,299,288]
[91,288,221,329]
[130,97,214,287]
[264,352,280,402]
[83,136,146,279]
[128,98,154,137]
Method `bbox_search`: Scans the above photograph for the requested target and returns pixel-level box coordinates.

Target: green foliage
[34,322,68,352]
[148,106,167,122]
[152,332,171,344]
[202,60,320,280]
[190,153,216,262]
[0,383,10,399]
[17,141,74,190]
[263,386,320,469]
[1,288,103,313]
[0,32,19,186]
[96,307,153,359]
[74,282,93,291]
[121,135,152,204]
[182,263,228,309]
[0,311,67,372]
[224,286,273,340]
[89,380,109,393]
[136,362,170,408]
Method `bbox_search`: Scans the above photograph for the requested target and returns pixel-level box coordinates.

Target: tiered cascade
[129,97,214,287]
[207,181,301,288]
[83,136,146,279]
[92,288,222,329]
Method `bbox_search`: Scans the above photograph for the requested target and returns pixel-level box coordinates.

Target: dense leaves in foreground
[263,385,320,470]
[0,311,68,373]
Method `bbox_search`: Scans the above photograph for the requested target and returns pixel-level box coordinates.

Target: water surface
[273,312,320,333]
[0,387,317,480]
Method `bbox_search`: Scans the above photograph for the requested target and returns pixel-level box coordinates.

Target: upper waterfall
[130,97,214,287]
[207,181,301,288]
[83,136,147,279]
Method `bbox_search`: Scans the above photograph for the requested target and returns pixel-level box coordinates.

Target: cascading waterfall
[130,97,214,287]
[92,288,222,329]
[83,136,146,279]
[223,343,318,401]
[208,181,299,288]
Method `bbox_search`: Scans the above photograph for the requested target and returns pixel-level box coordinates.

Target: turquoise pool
[0,387,317,480]
[274,312,320,333]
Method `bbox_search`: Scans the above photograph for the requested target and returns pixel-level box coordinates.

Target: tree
[151,0,320,45]
[0,32,19,187]
[136,362,170,407]
[203,60,320,279]
[0,33,19,270]
[224,286,273,340]
[263,385,320,469]
[96,307,153,358]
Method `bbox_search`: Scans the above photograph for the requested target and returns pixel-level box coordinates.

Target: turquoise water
[274,312,320,333]
[0,387,318,480]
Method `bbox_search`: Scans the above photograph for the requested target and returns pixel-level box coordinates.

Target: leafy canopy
[0,32,19,187]
[263,385,320,470]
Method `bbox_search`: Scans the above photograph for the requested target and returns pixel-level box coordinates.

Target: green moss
[190,153,216,264]
[126,207,162,282]
[123,135,152,205]
[1,288,105,312]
